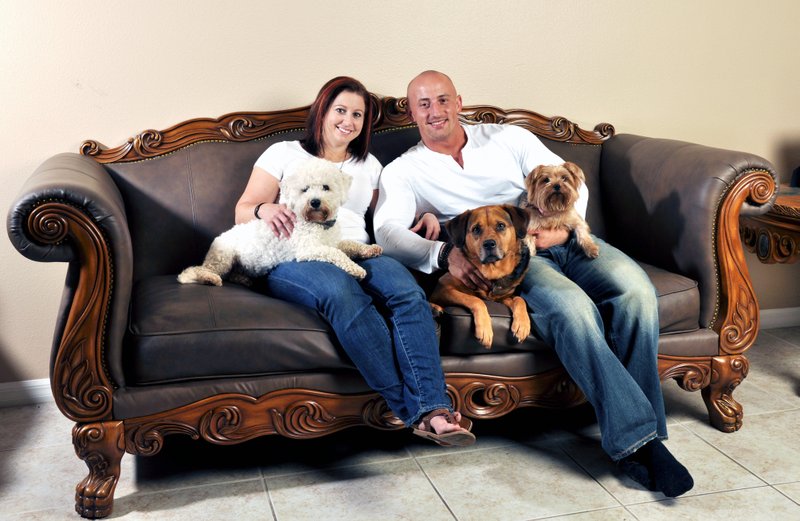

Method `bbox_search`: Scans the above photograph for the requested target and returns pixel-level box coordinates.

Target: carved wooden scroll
[81,95,613,163]
[713,170,775,355]
[121,369,584,456]
[28,202,114,422]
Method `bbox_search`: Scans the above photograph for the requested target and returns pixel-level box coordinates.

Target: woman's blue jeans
[265,255,451,427]
[520,234,665,460]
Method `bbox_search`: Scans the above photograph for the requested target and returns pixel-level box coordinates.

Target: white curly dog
[178,157,382,286]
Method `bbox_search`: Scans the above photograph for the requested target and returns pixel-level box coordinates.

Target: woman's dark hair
[300,76,373,162]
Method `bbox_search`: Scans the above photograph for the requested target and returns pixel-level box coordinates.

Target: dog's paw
[347,265,368,280]
[177,267,223,286]
[584,243,600,259]
[474,318,494,349]
[510,312,531,343]
[364,244,383,258]
[429,303,444,317]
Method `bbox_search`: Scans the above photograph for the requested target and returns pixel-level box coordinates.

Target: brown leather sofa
[6,95,777,518]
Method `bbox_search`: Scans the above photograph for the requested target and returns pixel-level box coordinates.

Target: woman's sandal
[412,408,476,447]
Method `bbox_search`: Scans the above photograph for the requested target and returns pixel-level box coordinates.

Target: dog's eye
[301,186,309,193]
[541,177,550,184]
[471,224,482,236]
[322,185,330,191]
[496,222,506,232]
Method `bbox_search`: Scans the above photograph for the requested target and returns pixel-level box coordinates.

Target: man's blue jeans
[265,255,451,427]
[520,234,666,460]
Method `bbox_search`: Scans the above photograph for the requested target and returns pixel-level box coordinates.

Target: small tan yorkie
[522,162,600,259]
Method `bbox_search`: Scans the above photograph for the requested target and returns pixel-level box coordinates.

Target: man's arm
[374,165,442,273]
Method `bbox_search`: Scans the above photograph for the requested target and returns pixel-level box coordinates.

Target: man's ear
[503,205,531,239]
[404,96,416,124]
[445,210,472,248]
[455,94,463,112]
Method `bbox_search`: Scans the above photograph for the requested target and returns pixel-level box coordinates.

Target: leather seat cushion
[437,261,703,355]
[125,261,705,386]
[125,276,355,385]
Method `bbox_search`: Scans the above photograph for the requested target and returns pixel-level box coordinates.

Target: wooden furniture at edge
[741,185,800,264]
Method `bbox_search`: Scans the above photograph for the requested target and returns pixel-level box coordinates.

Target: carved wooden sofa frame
[7,94,776,518]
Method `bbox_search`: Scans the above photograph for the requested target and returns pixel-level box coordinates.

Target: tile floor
[1,326,799,520]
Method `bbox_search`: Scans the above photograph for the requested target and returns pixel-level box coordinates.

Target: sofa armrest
[6,153,133,421]
[600,134,776,352]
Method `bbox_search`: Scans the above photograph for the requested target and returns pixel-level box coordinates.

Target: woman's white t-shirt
[254,140,382,244]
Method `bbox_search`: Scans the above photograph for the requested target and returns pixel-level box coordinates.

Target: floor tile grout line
[260,474,280,521]
[410,452,460,521]
[530,504,643,521]
[621,483,780,507]
[676,422,777,487]
[554,441,631,512]
[771,483,800,507]
[115,476,267,500]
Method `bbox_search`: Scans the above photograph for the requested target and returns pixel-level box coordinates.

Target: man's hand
[410,212,441,240]
[448,247,491,292]
[529,228,569,250]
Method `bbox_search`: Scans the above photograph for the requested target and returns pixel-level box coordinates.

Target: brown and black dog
[430,204,532,349]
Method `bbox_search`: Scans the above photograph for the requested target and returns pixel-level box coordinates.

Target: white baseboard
[760,307,800,329]
[0,378,52,408]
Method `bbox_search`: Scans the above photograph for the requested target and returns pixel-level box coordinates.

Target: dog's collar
[530,206,549,218]
[519,198,549,218]
[319,219,337,229]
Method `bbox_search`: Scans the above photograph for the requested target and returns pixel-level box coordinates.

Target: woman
[235,76,474,446]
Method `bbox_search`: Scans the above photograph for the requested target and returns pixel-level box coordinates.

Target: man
[374,70,693,497]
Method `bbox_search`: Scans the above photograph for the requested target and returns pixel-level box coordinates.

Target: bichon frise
[178,157,381,286]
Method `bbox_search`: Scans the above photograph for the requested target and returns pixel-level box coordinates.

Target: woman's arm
[234,166,295,237]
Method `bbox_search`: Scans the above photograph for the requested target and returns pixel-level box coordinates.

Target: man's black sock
[618,439,693,497]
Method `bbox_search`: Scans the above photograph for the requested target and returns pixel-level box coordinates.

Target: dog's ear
[525,165,544,190]
[502,205,531,239]
[563,162,585,185]
[445,210,473,249]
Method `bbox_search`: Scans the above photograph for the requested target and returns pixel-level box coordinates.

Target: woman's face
[321,90,366,152]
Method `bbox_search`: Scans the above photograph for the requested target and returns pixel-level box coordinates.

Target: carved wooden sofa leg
[72,421,125,519]
[701,355,749,433]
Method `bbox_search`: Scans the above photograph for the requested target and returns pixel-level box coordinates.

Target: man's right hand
[448,247,490,292]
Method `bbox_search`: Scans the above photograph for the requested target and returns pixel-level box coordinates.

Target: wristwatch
[438,242,454,270]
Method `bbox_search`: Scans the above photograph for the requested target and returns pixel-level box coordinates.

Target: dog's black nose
[310,198,321,209]
[553,184,561,192]
[483,239,496,250]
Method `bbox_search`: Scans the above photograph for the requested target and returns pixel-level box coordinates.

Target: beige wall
[2,0,799,383]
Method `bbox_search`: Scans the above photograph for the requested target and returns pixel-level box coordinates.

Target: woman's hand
[258,203,296,238]
[410,212,441,240]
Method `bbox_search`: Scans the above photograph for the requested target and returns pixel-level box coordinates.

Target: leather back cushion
[106,126,605,283]
[105,132,304,282]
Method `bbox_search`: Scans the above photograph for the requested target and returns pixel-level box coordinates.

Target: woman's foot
[412,409,476,447]
[619,439,694,497]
